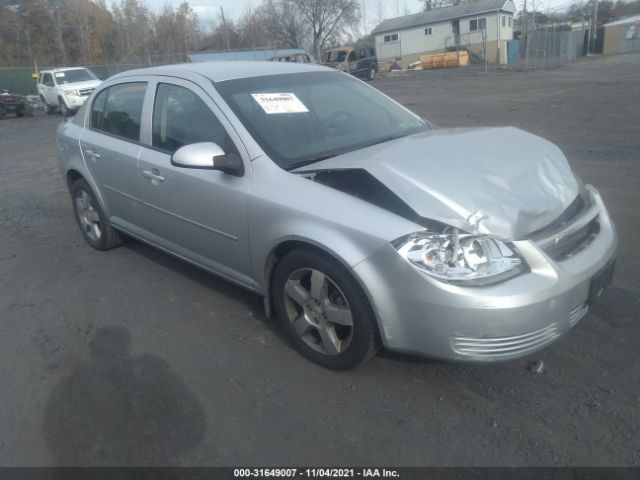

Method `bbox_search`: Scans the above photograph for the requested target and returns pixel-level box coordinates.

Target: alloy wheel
[283,268,354,356]
[75,190,102,242]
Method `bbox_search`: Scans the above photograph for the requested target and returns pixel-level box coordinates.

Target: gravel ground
[0,53,639,467]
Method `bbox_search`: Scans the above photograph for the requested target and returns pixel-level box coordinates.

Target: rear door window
[90,82,147,142]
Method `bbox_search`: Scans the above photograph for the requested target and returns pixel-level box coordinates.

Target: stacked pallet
[420,51,469,70]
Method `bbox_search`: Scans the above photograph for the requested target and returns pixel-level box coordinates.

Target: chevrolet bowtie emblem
[554,232,569,244]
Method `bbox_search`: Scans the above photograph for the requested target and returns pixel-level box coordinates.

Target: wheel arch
[64,166,110,219]
[66,169,84,191]
[261,238,384,349]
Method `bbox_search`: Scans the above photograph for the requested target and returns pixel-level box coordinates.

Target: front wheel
[70,178,124,250]
[272,248,378,369]
[368,66,376,81]
[42,96,56,114]
[59,98,73,117]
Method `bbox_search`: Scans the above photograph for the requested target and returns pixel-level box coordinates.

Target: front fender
[247,156,422,293]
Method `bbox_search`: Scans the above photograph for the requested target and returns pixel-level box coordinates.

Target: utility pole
[220,6,231,51]
[362,0,367,35]
[521,0,528,59]
[589,0,598,53]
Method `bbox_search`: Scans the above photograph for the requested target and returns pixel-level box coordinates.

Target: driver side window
[152,83,237,155]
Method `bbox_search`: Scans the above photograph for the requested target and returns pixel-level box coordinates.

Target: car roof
[41,67,91,73]
[108,61,331,83]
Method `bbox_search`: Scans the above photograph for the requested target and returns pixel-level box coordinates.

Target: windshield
[322,50,348,63]
[215,71,427,170]
[54,68,96,85]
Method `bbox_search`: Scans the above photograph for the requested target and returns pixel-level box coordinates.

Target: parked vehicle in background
[37,67,101,116]
[321,45,378,80]
[56,62,617,370]
[268,52,313,63]
[0,89,33,118]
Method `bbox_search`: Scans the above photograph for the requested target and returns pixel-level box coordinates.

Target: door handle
[85,149,100,159]
[141,169,165,183]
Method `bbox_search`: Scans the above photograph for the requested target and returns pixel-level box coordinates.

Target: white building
[372,0,517,66]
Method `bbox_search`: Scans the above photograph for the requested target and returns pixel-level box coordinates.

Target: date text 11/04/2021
[233,468,400,478]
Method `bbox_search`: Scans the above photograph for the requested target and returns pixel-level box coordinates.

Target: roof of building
[372,0,516,34]
[603,14,640,27]
[109,61,330,83]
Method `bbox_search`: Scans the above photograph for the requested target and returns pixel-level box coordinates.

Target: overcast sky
[106,0,578,31]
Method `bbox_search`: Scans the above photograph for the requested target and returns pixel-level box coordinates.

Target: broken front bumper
[352,187,617,361]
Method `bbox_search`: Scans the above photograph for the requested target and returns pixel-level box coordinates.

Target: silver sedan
[56,62,617,369]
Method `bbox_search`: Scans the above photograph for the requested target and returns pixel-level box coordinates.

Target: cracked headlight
[393,229,525,285]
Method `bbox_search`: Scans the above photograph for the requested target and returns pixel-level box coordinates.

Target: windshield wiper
[286,153,337,171]
[286,134,410,171]
[359,133,408,149]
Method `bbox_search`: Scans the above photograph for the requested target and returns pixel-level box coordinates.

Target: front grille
[528,190,590,241]
[542,217,600,261]
[451,323,561,357]
[79,88,94,96]
[527,190,600,261]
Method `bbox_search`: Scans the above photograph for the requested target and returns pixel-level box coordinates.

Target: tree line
[0,0,362,68]
[2,0,638,68]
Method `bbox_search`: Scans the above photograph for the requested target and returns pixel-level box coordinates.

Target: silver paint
[56,62,618,362]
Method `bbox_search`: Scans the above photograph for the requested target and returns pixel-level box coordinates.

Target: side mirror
[171,142,244,177]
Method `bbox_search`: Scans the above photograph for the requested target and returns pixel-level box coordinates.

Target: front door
[41,73,57,105]
[452,20,460,46]
[136,79,253,285]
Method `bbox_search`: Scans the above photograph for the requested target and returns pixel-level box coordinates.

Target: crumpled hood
[294,127,580,240]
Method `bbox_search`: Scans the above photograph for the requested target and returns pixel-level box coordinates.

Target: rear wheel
[368,66,376,81]
[272,248,378,369]
[71,178,124,250]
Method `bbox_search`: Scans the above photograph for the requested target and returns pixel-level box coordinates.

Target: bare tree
[259,0,307,48]
[293,0,360,57]
[237,5,269,49]
[374,0,386,25]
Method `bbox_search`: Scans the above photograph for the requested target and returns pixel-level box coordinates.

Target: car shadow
[42,326,206,467]
[123,238,286,342]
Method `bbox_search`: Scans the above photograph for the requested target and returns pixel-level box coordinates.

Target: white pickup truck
[37,67,101,116]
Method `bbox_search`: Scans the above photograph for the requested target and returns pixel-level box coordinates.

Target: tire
[70,178,124,251]
[16,109,24,117]
[272,248,378,370]
[41,96,56,114]
[59,97,73,117]
[368,66,376,81]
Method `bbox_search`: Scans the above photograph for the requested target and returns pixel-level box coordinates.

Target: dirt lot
[1,53,639,467]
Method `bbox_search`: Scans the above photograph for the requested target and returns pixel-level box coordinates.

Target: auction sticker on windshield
[251,93,309,114]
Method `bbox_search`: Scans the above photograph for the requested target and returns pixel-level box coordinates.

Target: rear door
[79,80,148,228]
[136,78,253,285]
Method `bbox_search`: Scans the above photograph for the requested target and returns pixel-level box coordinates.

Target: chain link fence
[525,28,586,69]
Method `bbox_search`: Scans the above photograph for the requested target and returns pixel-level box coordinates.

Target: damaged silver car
[56,62,617,369]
